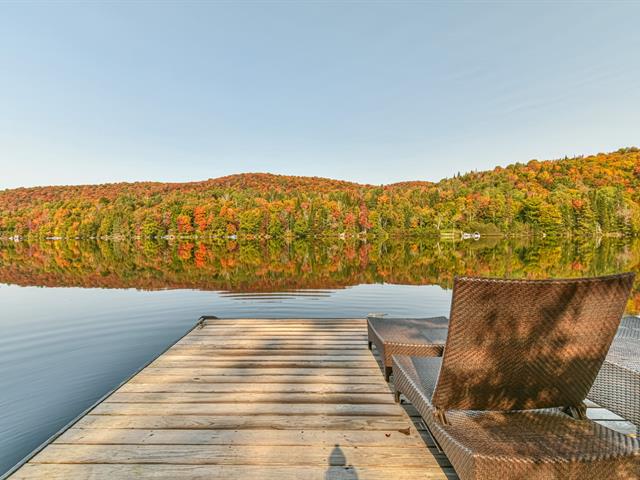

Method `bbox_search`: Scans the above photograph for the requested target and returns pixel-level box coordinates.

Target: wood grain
[9,318,451,480]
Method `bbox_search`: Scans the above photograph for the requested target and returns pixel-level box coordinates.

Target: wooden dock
[9,318,454,480]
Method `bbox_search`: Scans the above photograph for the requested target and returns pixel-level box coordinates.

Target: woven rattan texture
[367,316,447,368]
[432,274,635,412]
[589,316,640,430]
[393,355,640,480]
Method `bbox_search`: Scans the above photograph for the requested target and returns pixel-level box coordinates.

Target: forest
[1,147,639,239]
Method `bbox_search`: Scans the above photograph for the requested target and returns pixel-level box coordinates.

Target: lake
[1,236,639,476]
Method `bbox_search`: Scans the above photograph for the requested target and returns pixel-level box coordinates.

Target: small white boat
[461,231,481,240]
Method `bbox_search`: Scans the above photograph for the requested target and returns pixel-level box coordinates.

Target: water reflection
[0,236,638,312]
[1,236,639,476]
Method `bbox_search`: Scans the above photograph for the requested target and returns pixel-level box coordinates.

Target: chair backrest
[432,273,635,412]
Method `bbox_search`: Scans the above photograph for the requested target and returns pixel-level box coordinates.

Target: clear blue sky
[1,1,639,189]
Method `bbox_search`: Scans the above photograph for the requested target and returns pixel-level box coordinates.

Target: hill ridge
[1,147,639,238]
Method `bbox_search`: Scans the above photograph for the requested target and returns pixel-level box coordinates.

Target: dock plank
[9,318,451,480]
[55,428,423,447]
[106,392,396,404]
[92,402,402,416]
[75,414,413,431]
[139,367,381,376]
[164,348,372,356]
[150,360,375,368]
[11,464,448,480]
[31,444,437,467]
[119,383,389,394]
[128,373,389,384]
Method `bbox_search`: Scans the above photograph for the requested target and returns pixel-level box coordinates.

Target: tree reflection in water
[0,236,638,313]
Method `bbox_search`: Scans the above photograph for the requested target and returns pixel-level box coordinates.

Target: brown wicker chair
[367,315,448,380]
[392,274,639,480]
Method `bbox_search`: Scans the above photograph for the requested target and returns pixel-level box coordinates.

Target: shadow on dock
[327,444,358,479]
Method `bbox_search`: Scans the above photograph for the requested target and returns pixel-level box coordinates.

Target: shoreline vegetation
[1,148,640,241]
[1,230,633,242]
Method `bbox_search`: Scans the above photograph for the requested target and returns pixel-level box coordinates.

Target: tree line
[1,148,639,239]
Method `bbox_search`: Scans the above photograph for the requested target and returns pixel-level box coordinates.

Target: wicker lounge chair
[392,274,639,480]
[589,315,640,434]
[367,315,448,380]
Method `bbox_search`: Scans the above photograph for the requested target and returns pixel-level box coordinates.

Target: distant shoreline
[0,231,634,242]
[2,148,639,241]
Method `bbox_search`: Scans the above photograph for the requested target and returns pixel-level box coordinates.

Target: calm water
[1,237,639,476]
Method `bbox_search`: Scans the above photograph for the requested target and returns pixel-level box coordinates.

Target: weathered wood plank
[197,325,368,328]
[196,328,367,333]
[119,383,390,394]
[128,373,388,385]
[184,338,369,343]
[180,334,366,341]
[175,340,368,347]
[195,325,367,330]
[55,428,423,447]
[164,348,371,356]
[169,345,369,352]
[75,414,412,431]
[11,464,448,480]
[92,402,402,417]
[10,318,451,480]
[150,360,375,369]
[158,354,371,362]
[193,327,367,332]
[31,444,436,467]
[106,392,395,404]
[189,329,367,340]
[200,322,364,326]
[201,318,364,323]
[140,367,380,376]
[185,329,366,334]
[193,329,366,335]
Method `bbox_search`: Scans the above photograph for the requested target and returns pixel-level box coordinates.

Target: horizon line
[1,146,637,192]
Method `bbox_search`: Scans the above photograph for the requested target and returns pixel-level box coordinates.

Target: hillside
[1,148,639,239]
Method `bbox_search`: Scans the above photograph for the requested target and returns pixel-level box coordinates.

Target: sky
[1,1,639,190]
